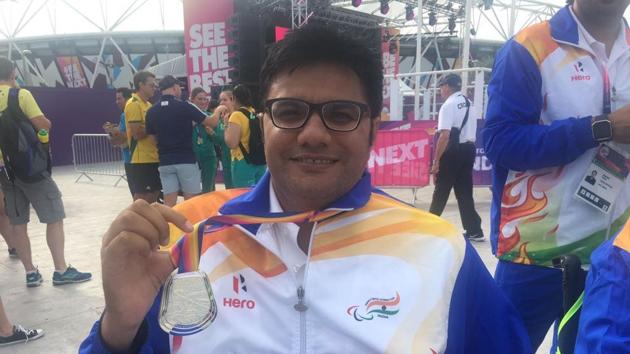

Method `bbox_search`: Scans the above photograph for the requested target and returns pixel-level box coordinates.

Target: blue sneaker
[26,270,43,288]
[52,265,92,286]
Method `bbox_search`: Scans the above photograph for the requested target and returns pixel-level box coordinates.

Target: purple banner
[27,86,119,166]
[473,119,492,186]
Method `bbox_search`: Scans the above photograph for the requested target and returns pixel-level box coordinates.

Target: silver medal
[159,271,217,336]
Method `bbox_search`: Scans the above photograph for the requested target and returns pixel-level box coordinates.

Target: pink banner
[184,0,234,92]
[275,26,290,42]
[368,129,431,188]
[56,57,88,88]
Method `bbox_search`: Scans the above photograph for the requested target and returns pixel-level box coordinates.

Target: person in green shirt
[190,88,224,193]
[215,89,235,188]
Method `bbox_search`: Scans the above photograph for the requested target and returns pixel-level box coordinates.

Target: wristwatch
[592,114,613,143]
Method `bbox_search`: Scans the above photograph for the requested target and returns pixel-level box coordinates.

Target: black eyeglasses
[265,98,370,132]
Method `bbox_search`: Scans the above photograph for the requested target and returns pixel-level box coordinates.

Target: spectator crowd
[104,73,266,208]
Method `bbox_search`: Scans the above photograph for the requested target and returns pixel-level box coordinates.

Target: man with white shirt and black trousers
[429,73,483,242]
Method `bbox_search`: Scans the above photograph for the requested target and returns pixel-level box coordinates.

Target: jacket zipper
[294,221,317,354]
[295,286,307,354]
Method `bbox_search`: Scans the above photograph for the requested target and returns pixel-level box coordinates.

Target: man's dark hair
[116,87,132,100]
[260,25,383,119]
[437,73,462,91]
[0,57,16,81]
[190,87,206,100]
[233,84,253,107]
[133,71,155,91]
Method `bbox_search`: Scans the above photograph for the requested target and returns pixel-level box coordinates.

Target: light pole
[21,49,32,86]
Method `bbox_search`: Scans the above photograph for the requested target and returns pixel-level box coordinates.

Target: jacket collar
[160,94,178,101]
[550,5,630,47]
[131,92,149,104]
[550,6,579,45]
[219,170,373,220]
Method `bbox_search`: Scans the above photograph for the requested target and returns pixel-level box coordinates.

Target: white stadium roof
[0,0,626,42]
[0,0,184,39]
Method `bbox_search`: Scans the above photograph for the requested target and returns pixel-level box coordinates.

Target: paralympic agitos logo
[346,292,400,321]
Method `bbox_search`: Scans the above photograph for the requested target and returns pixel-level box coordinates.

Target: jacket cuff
[96,315,149,354]
[574,116,599,150]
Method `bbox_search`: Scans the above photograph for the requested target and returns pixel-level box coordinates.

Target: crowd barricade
[71,134,125,186]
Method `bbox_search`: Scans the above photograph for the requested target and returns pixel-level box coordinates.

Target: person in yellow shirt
[224,85,266,187]
[215,89,235,188]
[124,71,161,203]
[0,56,91,287]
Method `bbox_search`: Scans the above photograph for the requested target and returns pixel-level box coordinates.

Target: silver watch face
[159,271,217,336]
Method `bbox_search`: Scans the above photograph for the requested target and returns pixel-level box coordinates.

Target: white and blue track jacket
[484,6,630,266]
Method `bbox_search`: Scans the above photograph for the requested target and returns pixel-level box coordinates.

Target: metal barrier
[71,134,126,186]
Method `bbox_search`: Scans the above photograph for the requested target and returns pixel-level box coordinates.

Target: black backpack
[0,88,49,183]
[237,107,266,165]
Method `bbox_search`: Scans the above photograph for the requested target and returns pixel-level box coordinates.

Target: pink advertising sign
[368,129,431,188]
[56,57,88,88]
[183,0,234,91]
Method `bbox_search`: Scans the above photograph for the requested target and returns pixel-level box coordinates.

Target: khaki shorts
[158,163,201,195]
[0,171,65,225]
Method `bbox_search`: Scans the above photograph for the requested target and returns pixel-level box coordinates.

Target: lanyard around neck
[587,47,613,114]
[184,209,344,271]
[601,65,612,114]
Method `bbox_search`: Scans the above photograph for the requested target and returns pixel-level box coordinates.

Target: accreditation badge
[159,271,217,336]
[575,144,630,213]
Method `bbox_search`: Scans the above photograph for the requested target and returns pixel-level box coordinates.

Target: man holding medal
[80,26,530,353]
[484,0,630,351]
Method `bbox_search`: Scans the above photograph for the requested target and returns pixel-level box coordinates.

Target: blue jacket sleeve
[483,39,597,172]
[185,101,208,124]
[575,238,630,354]
[79,291,170,354]
[446,242,531,354]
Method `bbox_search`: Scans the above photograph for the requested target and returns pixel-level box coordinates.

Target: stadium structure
[0,0,568,91]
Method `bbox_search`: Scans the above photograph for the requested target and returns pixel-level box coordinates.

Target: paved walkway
[0,166,552,353]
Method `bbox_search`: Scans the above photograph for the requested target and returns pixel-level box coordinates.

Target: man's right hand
[100,200,193,351]
[609,105,630,143]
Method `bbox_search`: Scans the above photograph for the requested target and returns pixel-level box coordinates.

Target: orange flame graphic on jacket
[498,171,552,256]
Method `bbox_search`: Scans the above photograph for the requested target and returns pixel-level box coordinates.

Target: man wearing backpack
[224,84,267,188]
[0,57,91,287]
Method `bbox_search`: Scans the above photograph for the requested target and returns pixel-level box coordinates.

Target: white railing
[384,67,492,122]
[71,134,125,186]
